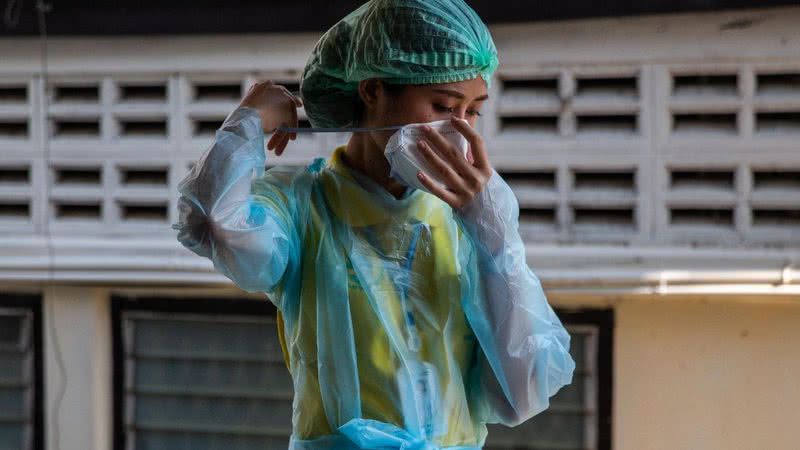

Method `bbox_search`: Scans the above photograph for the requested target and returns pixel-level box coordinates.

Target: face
[358,76,489,150]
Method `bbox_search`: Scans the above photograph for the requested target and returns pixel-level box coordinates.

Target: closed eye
[433,104,482,117]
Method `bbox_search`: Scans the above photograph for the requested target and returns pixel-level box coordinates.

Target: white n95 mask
[384,119,469,194]
[271,115,470,194]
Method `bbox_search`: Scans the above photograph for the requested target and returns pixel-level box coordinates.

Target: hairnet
[299,0,500,129]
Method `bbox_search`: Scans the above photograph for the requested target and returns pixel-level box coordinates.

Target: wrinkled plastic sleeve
[171,106,298,304]
[456,170,576,427]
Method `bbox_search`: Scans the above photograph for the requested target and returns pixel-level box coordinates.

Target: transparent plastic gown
[172,106,576,450]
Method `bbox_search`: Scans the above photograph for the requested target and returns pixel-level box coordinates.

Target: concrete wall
[614,297,799,450]
[15,283,797,450]
[42,286,111,450]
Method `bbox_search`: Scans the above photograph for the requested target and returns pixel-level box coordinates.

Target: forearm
[456,170,576,426]
[172,105,293,295]
[179,106,266,212]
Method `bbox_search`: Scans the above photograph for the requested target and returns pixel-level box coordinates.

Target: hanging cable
[21,2,69,450]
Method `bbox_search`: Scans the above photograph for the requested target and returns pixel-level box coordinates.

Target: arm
[456,170,576,427]
[172,105,301,303]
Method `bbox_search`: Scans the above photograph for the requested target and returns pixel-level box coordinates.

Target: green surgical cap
[299,0,500,129]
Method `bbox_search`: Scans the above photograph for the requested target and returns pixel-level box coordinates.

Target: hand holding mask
[269,111,494,210]
[386,117,493,211]
[384,118,470,194]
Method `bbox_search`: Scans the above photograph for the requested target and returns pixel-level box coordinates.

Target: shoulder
[254,157,326,190]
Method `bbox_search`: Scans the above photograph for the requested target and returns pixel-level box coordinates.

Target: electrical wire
[24,2,69,450]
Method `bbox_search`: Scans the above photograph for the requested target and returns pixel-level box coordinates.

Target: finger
[279,85,303,106]
[274,85,300,140]
[275,140,286,156]
[421,126,481,187]
[251,79,271,90]
[420,125,473,175]
[254,80,273,94]
[278,85,303,107]
[290,100,298,141]
[417,140,468,193]
[450,117,489,170]
[277,84,293,99]
[267,130,281,150]
[274,136,287,156]
[275,132,290,156]
[417,171,461,208]
[267,134,278,152]
[267,129,287,151]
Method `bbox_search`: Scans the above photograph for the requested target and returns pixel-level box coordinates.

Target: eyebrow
[432,88,489,102]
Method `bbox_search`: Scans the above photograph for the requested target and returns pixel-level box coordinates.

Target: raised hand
[415,116,493,210]
[239,80,304,156]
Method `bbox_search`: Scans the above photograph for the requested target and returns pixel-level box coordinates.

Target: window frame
[0,293,44,450]
[110,294,278,450]
[482,306,612,450]
[557,307,614,450]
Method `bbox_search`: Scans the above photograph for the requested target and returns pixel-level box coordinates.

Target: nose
[452,107,477,126]
[453,108,467,120]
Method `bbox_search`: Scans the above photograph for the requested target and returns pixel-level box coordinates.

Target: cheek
[389,99,437,124]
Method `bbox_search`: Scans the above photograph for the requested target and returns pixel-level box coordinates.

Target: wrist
[455,170,519,255]
[221,106,265,138]
[456,170,501,221]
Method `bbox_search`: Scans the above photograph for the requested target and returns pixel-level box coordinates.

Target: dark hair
[353,80,407,127]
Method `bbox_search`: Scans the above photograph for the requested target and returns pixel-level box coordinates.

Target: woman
[172,1,576,449]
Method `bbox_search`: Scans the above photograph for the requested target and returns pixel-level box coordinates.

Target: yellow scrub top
[172,105,576,450]
[274,146,481,446]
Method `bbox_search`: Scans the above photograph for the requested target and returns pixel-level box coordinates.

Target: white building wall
[0,7,797,293]
[0,5,799,450]
[42,286,110,450]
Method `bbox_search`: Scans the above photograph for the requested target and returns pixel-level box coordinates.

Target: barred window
[112,296,292,450]
[0,294,43,450]
[2,67,799,246]
[484,309,612,450]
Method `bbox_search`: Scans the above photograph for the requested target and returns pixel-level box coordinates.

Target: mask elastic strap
[270,90,407,134]
[272,124,405,134]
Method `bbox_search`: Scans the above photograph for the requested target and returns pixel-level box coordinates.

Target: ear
[357,78,382,110]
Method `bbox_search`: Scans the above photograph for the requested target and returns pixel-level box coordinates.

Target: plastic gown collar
[320,145,428,226]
